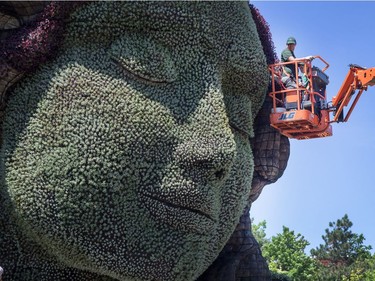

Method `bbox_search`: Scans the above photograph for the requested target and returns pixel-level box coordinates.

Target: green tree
[362,254,375,280]
[251,219,270,249]
[310,214,372,280]
[263,226,316,281]
[340,253,375,281]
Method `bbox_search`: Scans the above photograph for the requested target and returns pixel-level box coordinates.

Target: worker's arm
[287,55,314,62]
[281,49,314,63]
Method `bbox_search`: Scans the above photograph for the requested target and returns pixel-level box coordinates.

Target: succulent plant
[0,2,271,280]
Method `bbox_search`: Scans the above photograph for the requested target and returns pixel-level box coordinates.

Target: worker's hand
[305,56,315,61]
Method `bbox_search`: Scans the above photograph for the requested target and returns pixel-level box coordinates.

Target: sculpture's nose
[173,85,238,185]
[174,133,236,185]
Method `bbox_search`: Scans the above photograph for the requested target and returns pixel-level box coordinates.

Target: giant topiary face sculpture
[0,2,269,280]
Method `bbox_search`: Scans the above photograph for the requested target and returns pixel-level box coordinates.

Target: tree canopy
[262,226,316,281]
[252,219,269,249]
[253,214,374,281]
[310,214,372,280]
[311,214,372,266]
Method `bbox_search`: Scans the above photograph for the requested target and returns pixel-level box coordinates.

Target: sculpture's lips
[140,193,218,234]
[144,194,215,220]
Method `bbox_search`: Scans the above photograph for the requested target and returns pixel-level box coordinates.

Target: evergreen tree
[310,214,372,280]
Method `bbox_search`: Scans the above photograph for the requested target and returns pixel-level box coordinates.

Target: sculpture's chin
[32,226,177,281]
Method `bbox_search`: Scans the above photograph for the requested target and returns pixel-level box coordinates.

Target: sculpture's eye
[109,34,177,84]
[222,71,254,139]
[225,94,253,139]
[222,32,269,140]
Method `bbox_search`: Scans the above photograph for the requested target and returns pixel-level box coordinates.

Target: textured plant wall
[0,2,268,280]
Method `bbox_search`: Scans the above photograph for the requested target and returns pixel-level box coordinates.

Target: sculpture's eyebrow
[68,2,214,48]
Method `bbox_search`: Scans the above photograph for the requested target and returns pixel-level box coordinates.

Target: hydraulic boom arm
[331,65,375,122]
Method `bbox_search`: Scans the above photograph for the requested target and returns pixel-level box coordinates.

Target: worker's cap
[286,37,297,45]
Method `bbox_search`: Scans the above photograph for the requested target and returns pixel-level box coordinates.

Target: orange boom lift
[268,56,375,139]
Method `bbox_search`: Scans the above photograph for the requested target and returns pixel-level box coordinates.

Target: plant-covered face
[1,2,268,280]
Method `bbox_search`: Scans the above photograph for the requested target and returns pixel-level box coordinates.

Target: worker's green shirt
[281,48,296,78]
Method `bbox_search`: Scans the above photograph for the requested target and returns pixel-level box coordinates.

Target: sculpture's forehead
[69,1,257,57]
[71,1,260,75]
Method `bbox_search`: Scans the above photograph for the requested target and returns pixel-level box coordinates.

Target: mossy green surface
[0,2,268,280]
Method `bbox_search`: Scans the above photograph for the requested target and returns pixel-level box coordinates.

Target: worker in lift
[281,36,314,89]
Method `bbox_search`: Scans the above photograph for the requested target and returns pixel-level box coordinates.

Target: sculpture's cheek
[216,133,254,245]
[3,55,184,278]
[2,47,240,279]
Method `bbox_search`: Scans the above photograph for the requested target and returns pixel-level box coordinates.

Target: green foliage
[253,215,374,281]
[310,214,372,280]
[341,258,374,281]
[270,271,292,281]
[263,226,316,281]
[362,254,375,280]
[327,253,375,281]
[252,218,270,249]
[310,214,372,281]
[311,214,372,266]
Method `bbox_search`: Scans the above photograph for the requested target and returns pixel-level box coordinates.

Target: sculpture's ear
[0,10,19,30]
[0,1,47,30]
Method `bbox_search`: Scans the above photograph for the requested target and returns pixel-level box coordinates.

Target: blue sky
[251,1,375,253]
